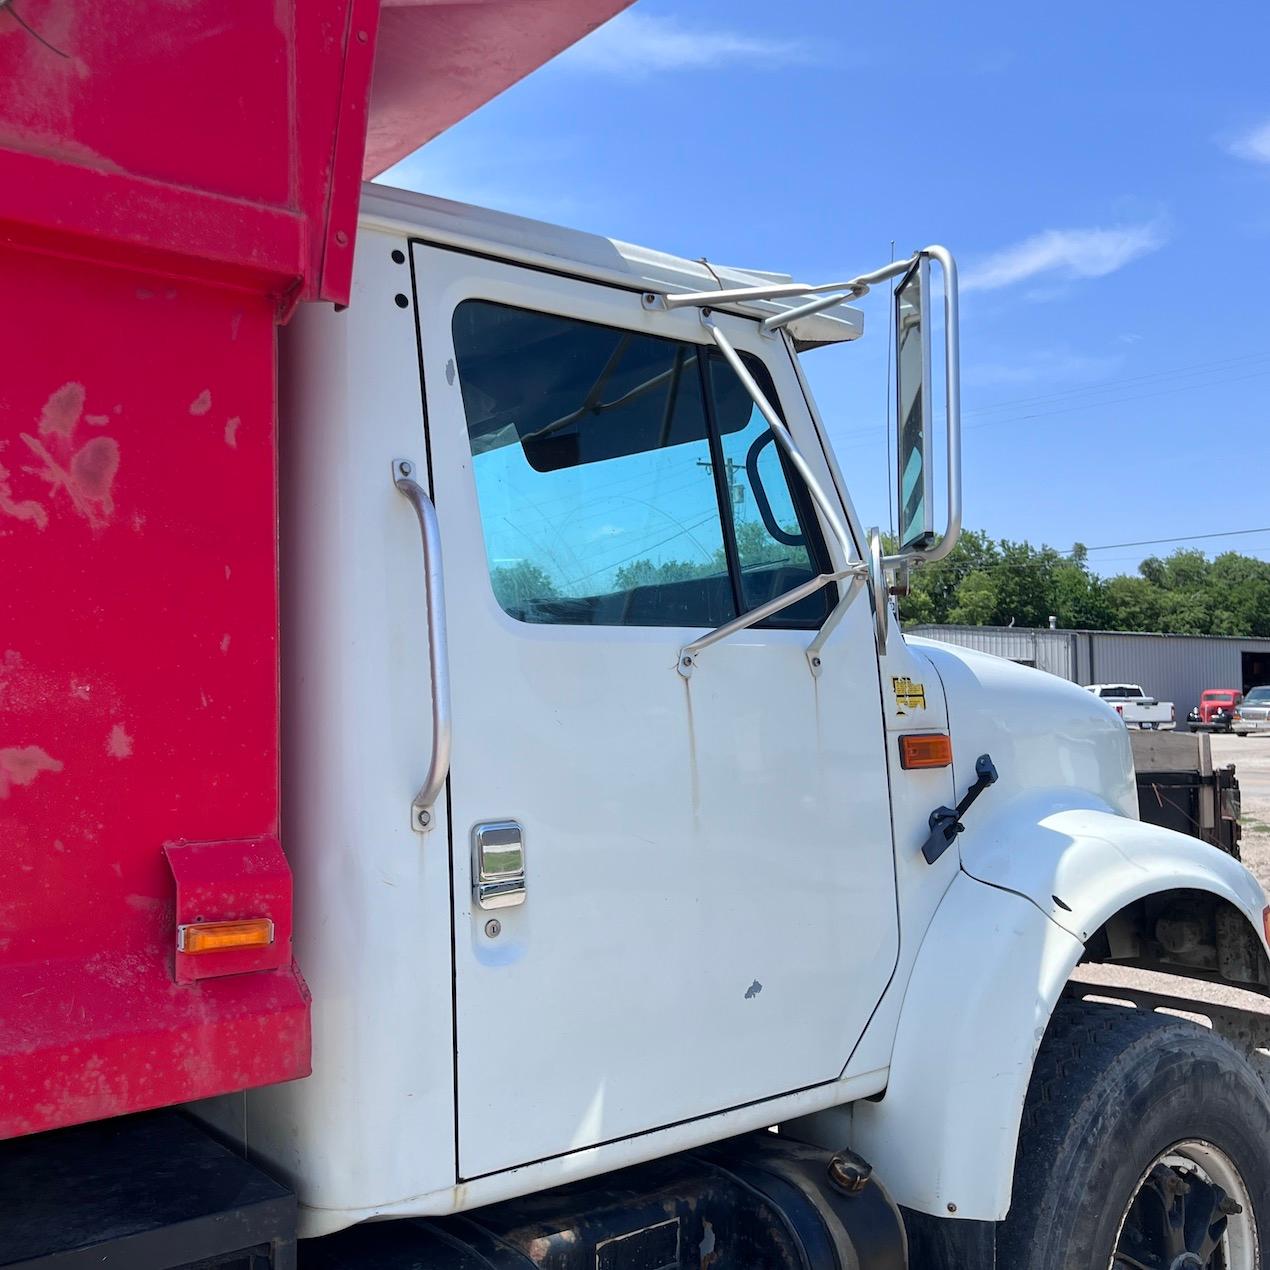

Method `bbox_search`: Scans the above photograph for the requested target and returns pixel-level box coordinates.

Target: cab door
[411,243,898,1179]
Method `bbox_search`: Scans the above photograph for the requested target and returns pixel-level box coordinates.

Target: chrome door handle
[394,459,452,832]
[473,821,526,909]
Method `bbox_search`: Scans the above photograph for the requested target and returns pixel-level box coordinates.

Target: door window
[450,299,831,628]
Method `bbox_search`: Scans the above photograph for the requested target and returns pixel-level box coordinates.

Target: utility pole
[696,456,746,509]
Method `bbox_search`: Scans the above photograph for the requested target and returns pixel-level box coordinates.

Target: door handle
[473,821,526,909]
[394,459,452,832]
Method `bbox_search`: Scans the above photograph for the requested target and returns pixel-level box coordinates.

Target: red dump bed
[0,0,627,1139]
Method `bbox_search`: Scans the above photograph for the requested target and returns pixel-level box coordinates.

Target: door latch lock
[473,821,527,909]
[922,753,998,865]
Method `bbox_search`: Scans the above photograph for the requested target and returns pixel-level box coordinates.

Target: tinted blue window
[452,300,828,628]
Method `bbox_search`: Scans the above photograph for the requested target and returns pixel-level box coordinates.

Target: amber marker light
[1263,906,1270,947]
[899,733,954,770]
[178,918,275,954]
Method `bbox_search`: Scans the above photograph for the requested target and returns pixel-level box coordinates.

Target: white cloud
[961,222,1168,292]
[1228,120,1270,164]
[560,11,817,76]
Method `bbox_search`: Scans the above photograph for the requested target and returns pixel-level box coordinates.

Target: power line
[963,350,1270,418]
[1068,526,1270,554]
[832,351,1270,446]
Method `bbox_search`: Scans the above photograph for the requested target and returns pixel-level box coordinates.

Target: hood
[908,638,1138,824]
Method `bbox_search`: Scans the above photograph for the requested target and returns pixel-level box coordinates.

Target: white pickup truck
[1086,682,1176,730]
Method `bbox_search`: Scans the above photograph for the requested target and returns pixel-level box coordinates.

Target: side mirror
[894,257,934,552]
[892,247,961,566]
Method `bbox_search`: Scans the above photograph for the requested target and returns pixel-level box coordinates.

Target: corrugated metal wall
[910,625,1076,679]
[1087,634,1242,719]
[909,625,1270,717]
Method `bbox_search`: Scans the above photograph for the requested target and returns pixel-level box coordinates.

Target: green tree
[948,570,999,625]
[491,560,559,609]
[1099,575,1164,632]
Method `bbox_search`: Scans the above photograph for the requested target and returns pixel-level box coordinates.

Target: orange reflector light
[178,918,275,955]
[1263,906,1270,947]
[899,734,954,770]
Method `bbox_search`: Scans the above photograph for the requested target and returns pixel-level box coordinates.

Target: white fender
[850,869,1084,1221]
[852,800,1270,1223]
[960,788,1269,946]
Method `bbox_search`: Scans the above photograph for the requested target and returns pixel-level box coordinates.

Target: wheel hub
[1115,1160,1242,1269]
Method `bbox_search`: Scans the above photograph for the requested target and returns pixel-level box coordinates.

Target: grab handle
[394,459,452,832]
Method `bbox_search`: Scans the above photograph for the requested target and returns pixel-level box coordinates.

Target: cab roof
[360,183,865,347]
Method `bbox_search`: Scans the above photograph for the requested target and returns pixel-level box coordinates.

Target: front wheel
[997,1000,1270,1269]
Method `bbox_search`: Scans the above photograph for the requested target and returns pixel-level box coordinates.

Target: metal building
[908,624,1270,719]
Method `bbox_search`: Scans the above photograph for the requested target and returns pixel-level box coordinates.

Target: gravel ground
[1072,732,1270,1013]
[1214,731,1270,892]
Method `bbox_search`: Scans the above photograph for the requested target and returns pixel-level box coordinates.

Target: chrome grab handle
[394,459,452,832]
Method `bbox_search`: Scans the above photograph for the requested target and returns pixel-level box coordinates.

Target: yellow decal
[892,676,927,713]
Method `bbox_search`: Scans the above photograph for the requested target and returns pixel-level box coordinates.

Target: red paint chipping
[38,383,86,438]
[0,461,47,529]
[0,746,63,798]
[189,390,212,416]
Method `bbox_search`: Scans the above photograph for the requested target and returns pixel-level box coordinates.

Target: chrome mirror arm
[678,563,867,678]
[702,314,855,564]
[676,315,882,676]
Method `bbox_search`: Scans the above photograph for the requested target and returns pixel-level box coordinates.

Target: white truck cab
[199,185,1270,1270]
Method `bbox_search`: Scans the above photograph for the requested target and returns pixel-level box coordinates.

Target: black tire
[996,999,1270,1269]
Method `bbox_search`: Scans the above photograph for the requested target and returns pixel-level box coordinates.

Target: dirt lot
[1213,732,1270,891]
[1074,732,1270,1012]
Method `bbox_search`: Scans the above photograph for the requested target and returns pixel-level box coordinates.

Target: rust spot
[106,724,133,759]
[189,390,212,416]
[224,416,240,448]
[38,383,86,438]
[0,746,63,798]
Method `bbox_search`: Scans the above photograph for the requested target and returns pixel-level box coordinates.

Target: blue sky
[380,1,1270,578]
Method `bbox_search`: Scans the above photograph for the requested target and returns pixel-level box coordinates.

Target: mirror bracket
[643,248,961,668]
[677,563,867,678]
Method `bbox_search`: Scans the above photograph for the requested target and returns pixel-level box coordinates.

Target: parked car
[1233,685,1270,735]
[1085,683,1176,730]
[1187,687,1243,733]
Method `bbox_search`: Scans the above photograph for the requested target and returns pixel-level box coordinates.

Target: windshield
[1100,686,1144,699]
[1244,687,1270,705]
